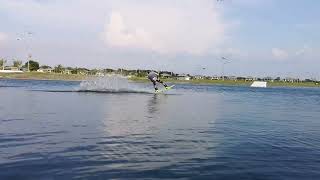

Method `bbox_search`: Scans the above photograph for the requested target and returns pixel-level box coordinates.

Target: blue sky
[0,0,319,78]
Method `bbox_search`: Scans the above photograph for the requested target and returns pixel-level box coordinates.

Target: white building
[177,74,191,81]
[0,66,23,73]
[37,68,53,73]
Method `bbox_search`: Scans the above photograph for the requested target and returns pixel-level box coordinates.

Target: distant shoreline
[0,72,87,82]
[1,72,319,88]
[0,77,83,82]
[129,76,320,88]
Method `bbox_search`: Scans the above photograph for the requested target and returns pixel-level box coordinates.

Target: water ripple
[1,79,320,179]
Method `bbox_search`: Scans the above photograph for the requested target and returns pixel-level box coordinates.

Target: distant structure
[251,81,267,88]
[0,66,23,73]
[37,67,53,73]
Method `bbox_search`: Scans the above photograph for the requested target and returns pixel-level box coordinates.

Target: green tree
[136,69,148,77]
[40,65,52,69]
[90,68,99,75]
[13,60,23,68]
[104,68,114,73]
[71,68,78,74]
[54,64,64,73]
[24,60,40,71]
[0,59,7,70]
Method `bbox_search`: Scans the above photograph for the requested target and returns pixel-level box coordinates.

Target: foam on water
[78,75,152,93]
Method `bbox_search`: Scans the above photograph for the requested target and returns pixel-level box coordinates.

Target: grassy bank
[0,72,88,81]
[129,76,320,88]
[1,72,319,88]
[268,81,319,87]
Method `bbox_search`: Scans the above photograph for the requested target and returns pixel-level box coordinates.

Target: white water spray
[78,75,151,93]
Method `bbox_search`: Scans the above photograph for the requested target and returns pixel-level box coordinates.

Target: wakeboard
[155,85,175,93]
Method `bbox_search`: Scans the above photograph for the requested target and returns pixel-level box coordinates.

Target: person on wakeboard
[147,71,168,92]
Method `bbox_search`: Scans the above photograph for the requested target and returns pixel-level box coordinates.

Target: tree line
[0,58,152,76]
[0,58,40,71]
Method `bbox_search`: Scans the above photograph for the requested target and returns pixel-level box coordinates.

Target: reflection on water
[148,94,162,115]
[1,79,320,179]
[97,92,222,172]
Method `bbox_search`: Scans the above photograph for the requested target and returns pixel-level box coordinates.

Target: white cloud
[1,0,228,55]
[103,0,226,55]
[272,48,288,59]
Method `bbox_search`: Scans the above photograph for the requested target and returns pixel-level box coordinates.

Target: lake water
[1,77,320,180]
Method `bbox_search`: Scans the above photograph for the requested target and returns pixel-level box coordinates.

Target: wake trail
[33,89,154,94]
[32,75,155,94]
[31,75,179,95]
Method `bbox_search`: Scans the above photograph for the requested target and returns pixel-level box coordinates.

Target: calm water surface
[0,79,320,180]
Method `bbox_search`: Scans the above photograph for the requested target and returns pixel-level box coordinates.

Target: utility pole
[221,57,230,81]
[28,54,32,72]
[17,31,33,72]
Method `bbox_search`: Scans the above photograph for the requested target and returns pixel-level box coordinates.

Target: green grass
[0,72,88,81]
[129,76,319,88]
[268,81,319,87]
